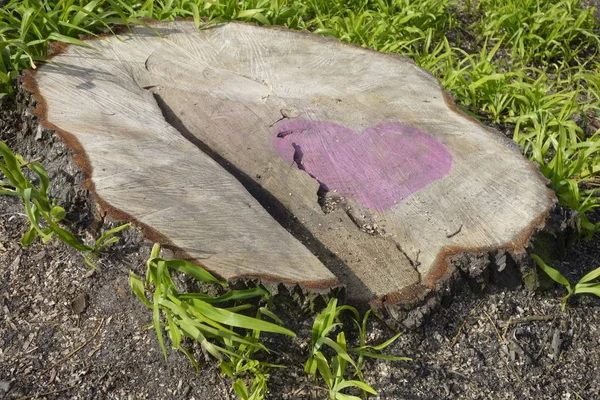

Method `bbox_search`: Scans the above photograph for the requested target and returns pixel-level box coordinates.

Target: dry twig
[501,315,554,338]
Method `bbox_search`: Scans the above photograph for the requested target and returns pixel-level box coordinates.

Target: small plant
[532,254,600,310]
[0,139,129,267]
[305,298,410,400]
[129,243,296,400]
[220,306,286,400]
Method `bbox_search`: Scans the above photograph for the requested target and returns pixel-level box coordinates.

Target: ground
[2,190,600,400]
[2,38,600,400]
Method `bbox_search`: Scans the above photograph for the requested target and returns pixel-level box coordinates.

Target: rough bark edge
[15,20,577,329]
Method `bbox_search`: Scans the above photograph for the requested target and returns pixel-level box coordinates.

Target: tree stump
[24,21,560,319]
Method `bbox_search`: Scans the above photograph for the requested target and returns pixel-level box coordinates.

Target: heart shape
[272,120,452,211]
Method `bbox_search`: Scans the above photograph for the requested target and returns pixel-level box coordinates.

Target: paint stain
[272,120,452,211]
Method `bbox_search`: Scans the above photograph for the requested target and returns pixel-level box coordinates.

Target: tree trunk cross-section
[25,21,557,313]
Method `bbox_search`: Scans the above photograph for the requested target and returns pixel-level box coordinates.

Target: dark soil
[2,11,600,400]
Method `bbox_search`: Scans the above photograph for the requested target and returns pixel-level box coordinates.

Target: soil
[2,10,600,400]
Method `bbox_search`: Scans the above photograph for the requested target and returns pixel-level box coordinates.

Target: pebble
[70,293,88,315]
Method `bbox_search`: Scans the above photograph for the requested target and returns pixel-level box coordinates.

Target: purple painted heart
[272,120,453,211]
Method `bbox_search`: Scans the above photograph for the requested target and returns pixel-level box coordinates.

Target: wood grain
[29,21,556,307]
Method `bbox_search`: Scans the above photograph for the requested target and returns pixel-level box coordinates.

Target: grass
[128,249,409,400]
[473,0,599,65]
[305,298,409,399]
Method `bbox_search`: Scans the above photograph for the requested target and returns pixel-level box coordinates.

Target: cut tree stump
[24,21,562,320]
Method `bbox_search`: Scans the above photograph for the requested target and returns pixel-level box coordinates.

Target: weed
[473,0,599,65]
[129,243,295,400]
[0,139,128,267]
[532,254,600,310]
[305,298,409,399]
[220,306,286,400]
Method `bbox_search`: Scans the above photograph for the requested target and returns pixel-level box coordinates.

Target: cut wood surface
[27,21,556,309]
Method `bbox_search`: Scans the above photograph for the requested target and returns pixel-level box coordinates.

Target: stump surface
[26,21,556,308]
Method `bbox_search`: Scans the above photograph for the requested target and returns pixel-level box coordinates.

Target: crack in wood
[270,107,301,127]
[395,243,422,283]
[344,208,386,237]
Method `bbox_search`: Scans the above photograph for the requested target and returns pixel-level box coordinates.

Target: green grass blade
[531,254,572,289]
[233,378,250,400]
[47,32,95,48]
[223,304,253,313]
[179,287,267,303]
[83,253,99,269]
[336,379,377,394]
[0,140,27,187]
[27,161,50,201]
[305,356,317,375]
[153,289,168,361]
[335,304,360,321]
[0,189,20,196]
[44,214,91,251]
[20,224,37,247]
[320,337,356,368]
[573,285,600,297]
[366,332,403,351]
[577,266,600,285]
[314,351,333,387]
[93,222,130,252]
[165,258,227,287]
[257,306,283,325]
[179,346,199,373]
[166,311,182,349]
[191,298,296,337]
[22,188,52,242]
[311,298,338,344]
[334,393,363,400]
[129,271,152,307]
